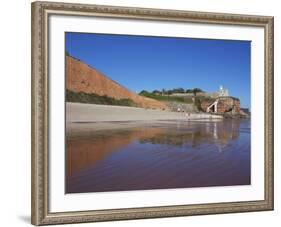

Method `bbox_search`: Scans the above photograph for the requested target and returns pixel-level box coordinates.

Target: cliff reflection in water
[66,119,250,193]
[139,120,240,149]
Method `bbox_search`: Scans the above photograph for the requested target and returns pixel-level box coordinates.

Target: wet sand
[66,119,251,193]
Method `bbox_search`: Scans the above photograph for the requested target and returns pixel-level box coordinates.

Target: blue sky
[65,32,251,108]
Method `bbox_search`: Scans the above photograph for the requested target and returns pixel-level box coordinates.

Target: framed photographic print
[31,1,274,225]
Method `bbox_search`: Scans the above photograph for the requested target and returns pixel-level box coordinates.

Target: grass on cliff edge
[66,90,138,107]
[139,91,193,104]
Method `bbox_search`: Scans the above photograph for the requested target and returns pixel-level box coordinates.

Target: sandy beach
[66,102,223,137]
[66,102,222,122]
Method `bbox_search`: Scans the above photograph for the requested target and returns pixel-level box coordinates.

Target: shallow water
[66,119,251,193]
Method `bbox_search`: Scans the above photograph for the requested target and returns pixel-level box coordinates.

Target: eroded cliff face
[201,97,240,114]
[66,56,167,109]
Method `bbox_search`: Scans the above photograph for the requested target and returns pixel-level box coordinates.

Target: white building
[219,85,229,97]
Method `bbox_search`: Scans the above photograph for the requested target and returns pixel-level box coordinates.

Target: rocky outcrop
[66,56,167,110]
[201,97,240,114]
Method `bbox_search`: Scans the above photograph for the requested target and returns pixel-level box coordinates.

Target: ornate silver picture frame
[31,1,273,225]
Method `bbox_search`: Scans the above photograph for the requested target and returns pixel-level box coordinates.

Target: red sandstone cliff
[201,97,240,114]
[66,56,167,109]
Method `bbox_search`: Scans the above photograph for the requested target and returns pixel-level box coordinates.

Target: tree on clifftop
[139,90,149,96]
[152,90,161,94]
[192,88,204,96]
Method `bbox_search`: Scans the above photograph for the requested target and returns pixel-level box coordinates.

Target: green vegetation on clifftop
[139,90,193,103]
[66,90,137,107]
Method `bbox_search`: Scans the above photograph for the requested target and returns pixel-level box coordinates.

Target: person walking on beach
[185,112,191,119]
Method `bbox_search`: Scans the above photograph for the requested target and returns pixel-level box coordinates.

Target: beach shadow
[18,215,30,224]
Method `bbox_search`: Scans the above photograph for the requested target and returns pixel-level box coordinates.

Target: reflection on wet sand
[67,127,165,176]
[139,120,240,148]
[66,119,250,193]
